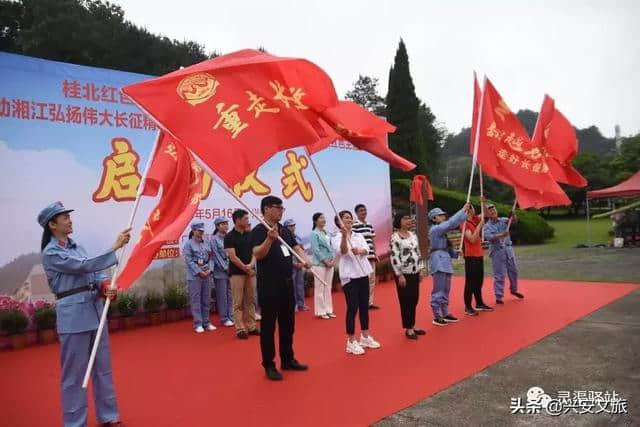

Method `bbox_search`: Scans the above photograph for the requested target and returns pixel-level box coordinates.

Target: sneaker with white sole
[359,335,381,349]
[205,324,217,331]
[223,320,234,327]
[346,339,365,355]
[195,326,205,333]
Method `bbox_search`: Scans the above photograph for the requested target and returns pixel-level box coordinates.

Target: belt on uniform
[429,249,447,254]
[55,284,96,300]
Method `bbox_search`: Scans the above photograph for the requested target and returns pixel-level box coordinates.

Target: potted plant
[164,284,188,322]
[33,301,57,344]
[107,300,120,331]
[144,290,164,326]
[0,308,29,349]
[116,292,138,329]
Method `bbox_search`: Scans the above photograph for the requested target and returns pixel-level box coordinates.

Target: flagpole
[506,198,518,232]
[479,165,485,242]
[190,152,330,288]
[82,130,163,389]
[304,147,369,277]
[459,76,487,252]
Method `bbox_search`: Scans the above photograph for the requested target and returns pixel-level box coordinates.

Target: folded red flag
[409,175,434,206]
[116,133,206,289]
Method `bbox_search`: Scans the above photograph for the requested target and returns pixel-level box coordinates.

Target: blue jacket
[209,234,229,279]
[484,217,516,258]
[310,229,333,267]
[41,237,117,334]
[428,209,467,274]
[183,238,211,281]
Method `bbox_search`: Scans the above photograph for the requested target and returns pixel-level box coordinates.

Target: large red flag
[116,133,206,289]
[475,79,570,208]
[531,95,587,187]
[122,49,395,186]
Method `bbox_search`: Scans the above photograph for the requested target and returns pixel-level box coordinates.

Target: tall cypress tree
[386,39,420,181]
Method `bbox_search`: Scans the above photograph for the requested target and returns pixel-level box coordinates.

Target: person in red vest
[460,204,493,316]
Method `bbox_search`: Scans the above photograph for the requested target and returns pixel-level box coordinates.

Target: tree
[1,0,210,75]
[576,126,616,155]
[345,75,386,115]
[385,39,441,183]
[610,134,640,181]
[515,109,538,137]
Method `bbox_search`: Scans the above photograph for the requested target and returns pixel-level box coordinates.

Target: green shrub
[163,284,188,310]
[0,309,29,335]
[143,290,164,313]
[34,306,56,330]
[116,292,139,317]
[394,181,554,244]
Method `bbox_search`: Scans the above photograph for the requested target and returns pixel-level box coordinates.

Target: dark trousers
[343,276,370,335]
[395,273,420,329]
[259,278,295,369]
[464,256,485,308]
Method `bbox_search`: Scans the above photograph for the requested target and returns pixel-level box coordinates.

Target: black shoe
[496,299,504,305]
[511,291,524,299]
[281,359,308,371]
[369,304,380,310]
[464,308,478,316]
[237,331,249,339]
[432,317,447,326]
[443,314,459,323]
[265,366,283,381]
[248,329,261,336]
[413,329,426,335]
[476,304,494,312]
[405,331,418,340]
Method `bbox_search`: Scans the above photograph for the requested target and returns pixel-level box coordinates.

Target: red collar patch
[58,240,66,248]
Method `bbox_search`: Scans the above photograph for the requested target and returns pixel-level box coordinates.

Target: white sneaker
[205,324,217,331]
[223,320,234,327]
[346,339,365,355]
[255,313,262,321]
[195,326,205,333]
[359,335,381,349]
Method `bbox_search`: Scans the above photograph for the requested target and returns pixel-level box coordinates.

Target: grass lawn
[451,216,639,283]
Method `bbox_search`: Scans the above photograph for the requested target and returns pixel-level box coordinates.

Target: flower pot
[10,334,27,350]
[38,329,56,344]
[166,309,179,322]
[134,313,148,327]
[108,318,120,331]
[121,317,135,329]
[148,312,163,326]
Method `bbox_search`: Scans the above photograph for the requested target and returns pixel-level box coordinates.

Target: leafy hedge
[394,180,554,244]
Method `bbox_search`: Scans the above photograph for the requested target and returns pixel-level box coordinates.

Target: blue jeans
[292,268,305,309]
[188,277,212,328]
[213,275,232,323]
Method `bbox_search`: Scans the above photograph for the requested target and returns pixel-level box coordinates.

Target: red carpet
[1,278,637,426]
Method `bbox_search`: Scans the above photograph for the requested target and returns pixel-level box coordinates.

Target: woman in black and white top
[332,210,381,355]
[390,211,426,340]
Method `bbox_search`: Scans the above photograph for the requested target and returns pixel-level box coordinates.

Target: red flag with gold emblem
[116,132,208,289]
[475,78,570,208]
[122,49,395,186]
[531,95,587,187]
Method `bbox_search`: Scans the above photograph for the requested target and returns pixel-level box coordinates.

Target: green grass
[518,217,611,254]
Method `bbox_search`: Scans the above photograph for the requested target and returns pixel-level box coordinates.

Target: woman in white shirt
[390,211,426,340]
[332,210,381,355]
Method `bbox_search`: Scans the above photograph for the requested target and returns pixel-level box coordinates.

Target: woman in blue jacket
[310,212,335,319]
[183,222,215,333]
[428,203,471,326]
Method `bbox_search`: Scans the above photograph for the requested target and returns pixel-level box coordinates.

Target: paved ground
[378,248,639,427]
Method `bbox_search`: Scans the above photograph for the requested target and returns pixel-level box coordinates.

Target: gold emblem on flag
[176,73,220,106]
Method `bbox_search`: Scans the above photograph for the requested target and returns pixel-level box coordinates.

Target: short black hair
[312,212,323,230]
[354,204,366,213]
[232,209,248,223]
[261,195,282,214]
[334,210,352,228]
[393,210,409,229]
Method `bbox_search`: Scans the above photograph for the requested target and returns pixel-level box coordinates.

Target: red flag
[475,78,569,208]
[532,95,587,187]
[306,103,414,171]
[122,49,395,187]
[116,133,206,289]
[410,175,434,206]
[469,72,481,154]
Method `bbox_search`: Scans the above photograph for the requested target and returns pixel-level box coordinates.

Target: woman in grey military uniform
[39,201,130,427]
[427,203,471,326]
[184,221,216,333]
